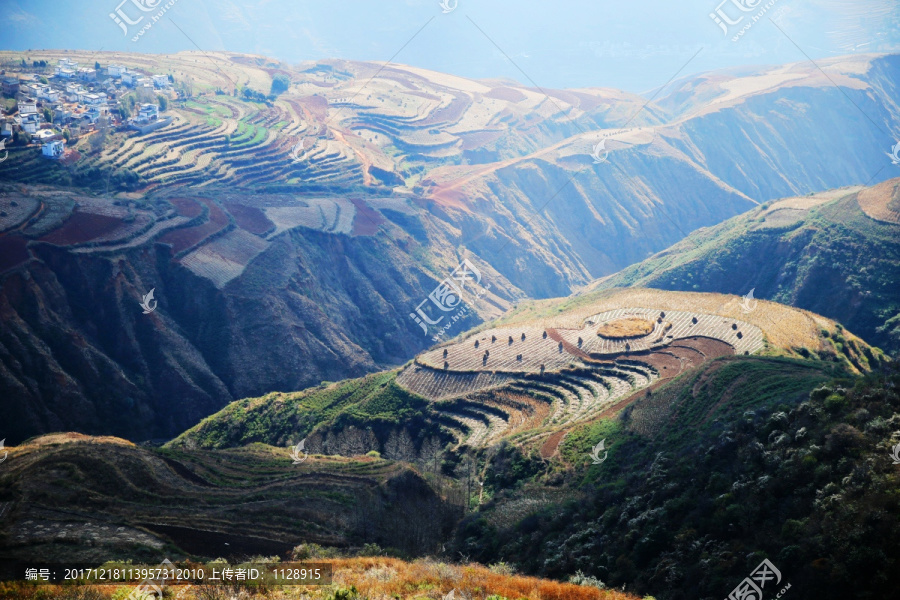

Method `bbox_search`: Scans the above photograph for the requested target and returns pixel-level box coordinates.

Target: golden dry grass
[328,557,636,600]
[595,317,655,339]
[0,557,639,600]
[857,178,900,224]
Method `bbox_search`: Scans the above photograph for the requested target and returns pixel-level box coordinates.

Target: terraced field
[394,291,858,453]
[0,185,405,287]
[0,48,655,197]
[0,433,457,562]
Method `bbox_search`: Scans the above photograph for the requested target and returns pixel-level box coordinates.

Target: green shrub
[488,561,516,576]
[824,393,846,412]
[359,542,383,556]
[568,570,606,589]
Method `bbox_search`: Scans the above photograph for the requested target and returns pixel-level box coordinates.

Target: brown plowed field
[170,196,203,218]
[540,429,568,459]
[673,336,735,358]
[38,211,125,246]
[224,202,274,235]
[159,197,229,254]
[350,197,385,236]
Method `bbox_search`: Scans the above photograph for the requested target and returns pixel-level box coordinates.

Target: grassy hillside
[0,432,460,562]
[451,357,900,600]
[171,289,887,465]
[168,371,443,452]
[589,181,900,357]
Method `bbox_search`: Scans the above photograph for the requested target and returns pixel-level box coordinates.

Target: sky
[4,0,900,92]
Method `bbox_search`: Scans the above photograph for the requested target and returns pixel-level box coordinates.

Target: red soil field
[418,93,470,127]
[546,328,592,360]
[672,336,735,358]
[170,197,203,218]
[484,87,527,103]
[39,211,125,246]
[296,95,328,122]
[159,197,229,254]
[540,429,568,459]
[349,197,385,236]
[224,202,274,235]
[459,130,504,151]
[0,234,29,273]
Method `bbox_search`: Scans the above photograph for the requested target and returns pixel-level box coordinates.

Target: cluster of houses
[1,58,171,159]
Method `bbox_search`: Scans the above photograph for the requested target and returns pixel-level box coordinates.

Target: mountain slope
[2,51,899,443]
[171,289,886,457]
[588,178,900,356]
[0,432,460,562]
[452,358,900,600]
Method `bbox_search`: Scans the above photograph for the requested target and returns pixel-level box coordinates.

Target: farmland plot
[179,228,270,288]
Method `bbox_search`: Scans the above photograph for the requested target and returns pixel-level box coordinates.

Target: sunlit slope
[172,289,885,456]
[588,179,900,356]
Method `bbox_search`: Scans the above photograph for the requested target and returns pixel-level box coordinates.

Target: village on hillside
[1,57,173,162]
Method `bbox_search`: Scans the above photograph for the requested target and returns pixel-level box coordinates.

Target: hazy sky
[4,0,900,91]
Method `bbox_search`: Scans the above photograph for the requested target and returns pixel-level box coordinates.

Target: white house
[42,139,66,158]
[152,74,169,88]
[77,68,97,81]
[82,93,104,106]
[65,83,85,102]
[18,114,41,134]
[85,105,110,123]
[36,86,60,102]
[137,103,159,121]
[1,120,12,138]
[107,64,125,77]
[18,83,39,98]
[55,59,78,77]
[19,98,38,115]
[121,71,136,86]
